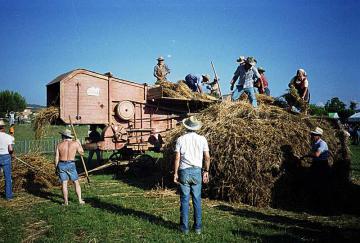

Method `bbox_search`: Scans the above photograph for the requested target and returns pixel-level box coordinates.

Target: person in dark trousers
[301,127,331,211]
[0,120,15,200]
[87,125,102,165]
[173,116,211,234]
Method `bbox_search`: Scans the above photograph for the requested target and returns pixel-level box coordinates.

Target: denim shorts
[58,161,79,182]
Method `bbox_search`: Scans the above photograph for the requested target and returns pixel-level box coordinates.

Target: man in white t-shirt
[0,120,15,200]
[173,116,210,234]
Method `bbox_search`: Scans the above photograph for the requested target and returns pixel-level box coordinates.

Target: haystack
[0,153,59,192]
[33,106,59,139]
[161,100,348,207]
[157,80,218,101]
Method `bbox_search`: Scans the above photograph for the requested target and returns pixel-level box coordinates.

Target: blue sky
[0,0,359,106]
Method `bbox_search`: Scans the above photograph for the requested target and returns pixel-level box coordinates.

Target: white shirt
[0,132,15,155]
[175,132,209,170]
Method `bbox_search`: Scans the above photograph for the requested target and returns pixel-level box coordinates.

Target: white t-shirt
[0,132,14,155]
[175,132,209,170]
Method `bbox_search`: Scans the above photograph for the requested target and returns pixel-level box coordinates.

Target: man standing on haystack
[0,120,15,200]
[255,67,270,96]
[230,56,260,108]
[153,56,171,84]
[173,116,211,234]
[55,129,85,205]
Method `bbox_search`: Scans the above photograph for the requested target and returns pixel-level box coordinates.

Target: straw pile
[157,80,218,101]
[33,106,59,139]
[283,85,309,113]
[161,100,347,207]
[0,153,59,192]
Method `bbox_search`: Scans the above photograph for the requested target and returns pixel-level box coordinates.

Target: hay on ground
[0,153,59,192]
[161,100,348,207]
[33,106,59,139]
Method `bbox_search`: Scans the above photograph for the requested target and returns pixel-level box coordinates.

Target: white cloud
[316,102,325,107]
[167,54,172,58]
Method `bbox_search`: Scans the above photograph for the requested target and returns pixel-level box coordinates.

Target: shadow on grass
[23,171,63,204]
[216,205,360,243]
[86,197,178,231]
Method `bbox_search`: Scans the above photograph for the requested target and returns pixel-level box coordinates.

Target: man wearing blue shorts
[55,129,85,205]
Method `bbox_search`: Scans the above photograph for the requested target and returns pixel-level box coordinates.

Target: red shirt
[259,74,268,88]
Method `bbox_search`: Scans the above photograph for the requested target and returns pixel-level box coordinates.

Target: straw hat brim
[310,131,322,136]
[182,118,202,131]
[59,131,73,138]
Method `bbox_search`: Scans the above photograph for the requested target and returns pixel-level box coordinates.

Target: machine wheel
[109,151,122,165]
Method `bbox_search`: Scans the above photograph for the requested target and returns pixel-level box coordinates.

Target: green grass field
[1,124,360,242]
[1,174,359,243]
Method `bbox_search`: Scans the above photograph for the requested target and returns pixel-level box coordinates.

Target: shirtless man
[55,129,85,205]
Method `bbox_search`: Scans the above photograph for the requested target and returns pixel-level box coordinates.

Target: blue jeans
[232,85,258,108]
[0,154,13,199]
[179,167,202,232]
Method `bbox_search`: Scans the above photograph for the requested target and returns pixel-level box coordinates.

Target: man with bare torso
[55,129,85,205]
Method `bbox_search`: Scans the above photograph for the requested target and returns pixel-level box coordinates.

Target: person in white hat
[301,127,329,162]
[153,56,171,83]
[173,116,211,234]
[55,128,85,205]
[230,56,260,107]
[0,120,15,200]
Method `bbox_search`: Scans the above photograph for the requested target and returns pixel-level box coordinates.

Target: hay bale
[33,106,59,139]
[0,153,59,192]
[161,101,348,207]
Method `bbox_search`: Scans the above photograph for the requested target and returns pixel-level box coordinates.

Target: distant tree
[350,101,358,111]
[309,104,327,116]
[324,97,346,113]
[0,90,27,117]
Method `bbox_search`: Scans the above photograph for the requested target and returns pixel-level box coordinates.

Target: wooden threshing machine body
[46,69,211,152]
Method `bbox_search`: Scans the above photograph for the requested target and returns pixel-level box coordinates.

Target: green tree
[0,90,27,117]
[309,104,327,116]
[350,101,358,111]
[324,97,346,113]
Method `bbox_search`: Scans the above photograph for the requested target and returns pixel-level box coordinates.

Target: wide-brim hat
[258,67,265,72]
[202,74,211,82]
[157,56,164,61]
[0,119,5,127]
[245,56,256,66]
[182,116,202,131]
[236,56,245,63]
[59,128,73,138]
[310,127,323,136]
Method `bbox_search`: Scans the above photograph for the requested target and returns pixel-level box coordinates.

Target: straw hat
[258,67,265,73]
[0,120,5,127]
[310,127,323,136]
[236,56,246,63]
[157,56,164,61]
[59,129,73,138]
[245,56,257,66]
[202,74,211,82]
[182,116,202,131]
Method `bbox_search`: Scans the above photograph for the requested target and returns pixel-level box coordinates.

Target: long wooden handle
[69,115,90,183]
[211,61,223,100]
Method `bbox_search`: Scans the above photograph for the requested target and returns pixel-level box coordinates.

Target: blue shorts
[58,161,79,182]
